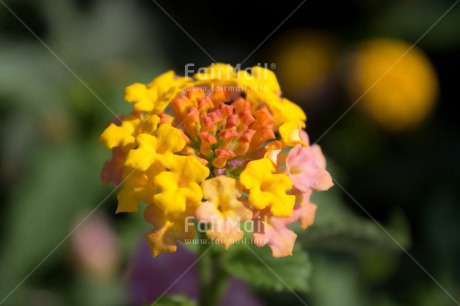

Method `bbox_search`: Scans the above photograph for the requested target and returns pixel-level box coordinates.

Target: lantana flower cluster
[100,64,333,257]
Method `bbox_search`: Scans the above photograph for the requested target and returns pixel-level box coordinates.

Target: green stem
[208,267,229,306]
[198,233,229,306]
[199,235,212,305]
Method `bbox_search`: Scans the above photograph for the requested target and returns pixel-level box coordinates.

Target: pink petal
[286,144,333,192]
[253,215,297,257]
[292,190,317,230]
[300,130,310,145]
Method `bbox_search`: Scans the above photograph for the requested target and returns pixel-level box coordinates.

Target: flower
[279,121,307,147]
[196,176,252,249]
[240,158,295,217]
[153,155,209,215]
[144,204,196,257]
[124,124,186,171]
[71,213,119,280]
[285,143,333,192]
[272,30,338,101]
[346,38,438,131]
[100,63,333,257]
[99,114,140,150]
[125,71,190,114]
[252,191,317,257]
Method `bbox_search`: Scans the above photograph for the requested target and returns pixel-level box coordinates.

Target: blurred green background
[1,0,460,305]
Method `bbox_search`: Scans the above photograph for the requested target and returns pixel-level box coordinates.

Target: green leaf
[309,256,367,306]
[147,295,197,306]
[300,188,411,255]
[299,218,407,253]
[222,244,311,293]
[299,211,410,254]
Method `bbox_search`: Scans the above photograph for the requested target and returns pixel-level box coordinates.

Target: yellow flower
[144,204,196,257]
[273,30,337,100]
[264,140,284,166]
[194,63,236,81]
[153,155,210,215]
[252,66,281,93]
[237,70,306,128]
[240,158,295,217]
[196,176,252,249]
[99,114,140,150]
[245,90,306,128]
[99,114,161,150]
[279,121,307,147]
[125,71,190,113]
[116,171,150,213]
[269,98,307,128]
[116,164,164,213]
[100,64,333,258]
[347,38,438,131]
[124,124,186,171]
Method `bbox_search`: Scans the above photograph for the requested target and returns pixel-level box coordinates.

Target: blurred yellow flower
[347,38,438,131]
[273,30,337,100]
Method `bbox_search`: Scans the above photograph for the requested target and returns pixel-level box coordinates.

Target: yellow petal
[116,187,140,213]
[155,124,186,154]
[240,158,295,217]
[99,123,134,149]
[125,71,190,114]
[99,115,140,149]
[271,98,306,128]
[194,63,235,80]
[279,121,307,147]
[264,141,284,166]
[144,204,196,257]
[168,155,210,185]
[124,134,157,171]
[240,158,275,190]
[197,176,252,249]
[153,156,209,215]
[125,83,149,104]
[153,172,188,214]
[201,176,242,210]
[148,71,189,114]
[252,66,281,92]
[196,201,244,249]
